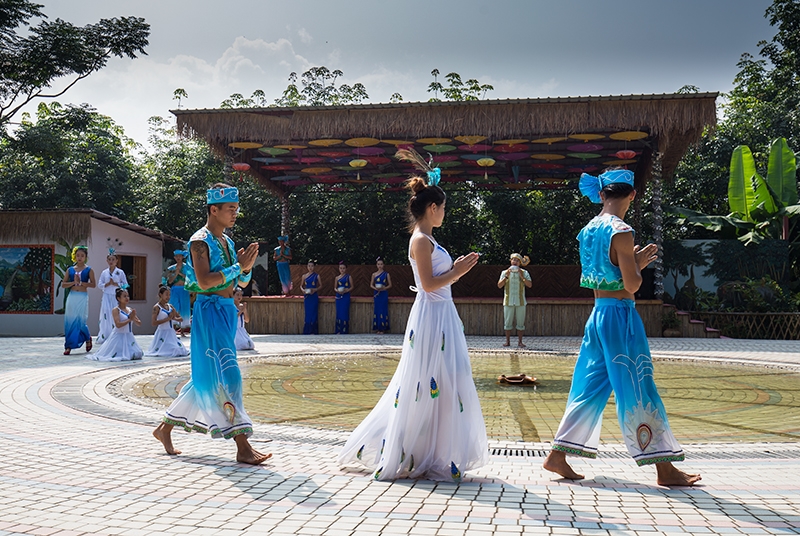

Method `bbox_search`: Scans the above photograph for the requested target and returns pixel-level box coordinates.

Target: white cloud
[298,28,312,45]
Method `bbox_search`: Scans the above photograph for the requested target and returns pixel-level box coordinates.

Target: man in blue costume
[153,183,271,465]
[543,169,700,486]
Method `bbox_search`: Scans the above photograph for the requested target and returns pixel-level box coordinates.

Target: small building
[0,209,182,337]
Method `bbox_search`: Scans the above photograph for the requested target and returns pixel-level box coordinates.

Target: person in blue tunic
[543,169,701,486]
[334,261,352,334]
[62,246,96,355]
[273,236,293,295]
[301,260,321,334]
[371,257,392,333]
[165,249,192,335]
[153,183,271,465]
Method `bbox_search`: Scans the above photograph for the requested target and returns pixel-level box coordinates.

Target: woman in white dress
[233,287,255,351]
[338,151,488,481]
[146,285,188,357]
[88,288,143,362]
[97,249,128,345]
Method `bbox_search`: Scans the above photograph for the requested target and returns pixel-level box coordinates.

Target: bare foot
[237,449,272,465]
[518,342,527,348]
[543,450,584,480]
[502,342,510,347]
[63,348,71,355]
[85,338,92,352]
[153,423,181,455]
[656,462,701,486]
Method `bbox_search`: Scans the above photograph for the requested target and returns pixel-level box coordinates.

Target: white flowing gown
[146,305,189,357]
[88,308,143,362]
[338,232,489,481]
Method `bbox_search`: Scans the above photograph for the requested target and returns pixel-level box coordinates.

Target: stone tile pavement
[0,335,798,535]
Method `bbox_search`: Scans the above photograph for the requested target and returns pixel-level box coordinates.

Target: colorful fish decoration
[409,329,415,349]
[430,377,439,399]
[374,467,383,480]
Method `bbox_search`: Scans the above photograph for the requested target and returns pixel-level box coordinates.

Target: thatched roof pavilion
[172,92,718,198]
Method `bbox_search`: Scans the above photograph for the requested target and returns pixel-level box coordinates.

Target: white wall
[1,217,164,336]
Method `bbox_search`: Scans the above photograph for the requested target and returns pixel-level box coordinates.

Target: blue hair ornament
[174,249,189,258]
[579,169,634,204]
[207,187,239,205]
[426,167,441,187]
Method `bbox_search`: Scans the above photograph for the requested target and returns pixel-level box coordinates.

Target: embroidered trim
[635,454,685,467]
[552,444,597,459]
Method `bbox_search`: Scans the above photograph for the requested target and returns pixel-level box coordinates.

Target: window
[117,255,147,301]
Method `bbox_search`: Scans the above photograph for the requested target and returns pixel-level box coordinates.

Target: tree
[0,102,137,218]
[272,67,368,107]
[427,69,494,102]
[220,89,267,109]
[0,0,149,126]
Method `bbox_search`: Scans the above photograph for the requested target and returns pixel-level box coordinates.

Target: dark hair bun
[406,176,427,195]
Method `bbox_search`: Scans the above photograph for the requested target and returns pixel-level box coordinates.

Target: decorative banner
[228,141,263,149]
[258,147,290,156]
[0,244,54,314]
[609,131,648,141]
[308,139,343,147]
[454,135,487,145]
[345,137,380,147]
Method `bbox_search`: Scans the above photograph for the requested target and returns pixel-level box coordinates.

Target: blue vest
[577,214,633,291]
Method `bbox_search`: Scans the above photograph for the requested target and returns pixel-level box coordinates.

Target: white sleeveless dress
[88,308,143,362]
[338,232,488,481]
[146,305,189,357]
[234,311,255,351]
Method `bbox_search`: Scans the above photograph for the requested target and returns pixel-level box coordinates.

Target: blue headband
[579,169,634,204]
[174,249,189,258]
[207,187,239,205]
[278,236,288,242]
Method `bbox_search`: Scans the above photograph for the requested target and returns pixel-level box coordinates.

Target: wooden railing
[692,312,800,340]
[245,297,664,337]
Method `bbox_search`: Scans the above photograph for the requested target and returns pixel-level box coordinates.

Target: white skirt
[235,323,255,351]
[88,330,143,362]
[97,293,117,345]
[146,322,189,357]
[338,296,489,481]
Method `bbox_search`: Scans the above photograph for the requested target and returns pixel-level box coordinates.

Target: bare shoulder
[190,240,209,257]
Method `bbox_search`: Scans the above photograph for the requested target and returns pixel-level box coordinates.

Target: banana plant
[669,138,800,245]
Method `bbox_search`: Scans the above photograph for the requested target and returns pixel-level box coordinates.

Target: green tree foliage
[220,89,267,109]
[0,0,149,125]
[427,69,494,102]
[134,116,282,244]
[273,67,368,107]
[0,102,136,217]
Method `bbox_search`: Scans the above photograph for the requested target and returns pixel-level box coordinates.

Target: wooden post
[652,154,664,300]
[281,195,290,237]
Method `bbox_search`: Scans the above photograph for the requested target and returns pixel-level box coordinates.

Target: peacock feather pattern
[450,462,461,480]
[408,329,414,349]
[458,393,463,413]
[394,387,400,408]
[441,331,445,351]
[356,445,364,460]
[415,381,420,402]
[430,377,439,399]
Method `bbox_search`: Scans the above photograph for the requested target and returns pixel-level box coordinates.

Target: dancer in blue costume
[153,183,271,465]
[273,236,293,295]
[371,257,392,333]
[339,151,488,480]
[62,246,96,355]
[335,261,352,334]
[165,250,192,335]
[543,169,700,486]
[301,260,320,334]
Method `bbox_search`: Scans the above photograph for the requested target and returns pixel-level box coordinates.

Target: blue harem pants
[552,298,684,466]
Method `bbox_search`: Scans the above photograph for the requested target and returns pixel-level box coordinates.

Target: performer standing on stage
[334,261,352,334]
[97,249,128,345]
[153,183,270,465]
[543,169,700,486]
[274,235,293,295]
[371,257,392,334]
[165,250,192,336]
[497,253,532,348]
[62,246,96,355]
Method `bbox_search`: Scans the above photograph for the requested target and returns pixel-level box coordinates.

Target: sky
[14,0,777,147]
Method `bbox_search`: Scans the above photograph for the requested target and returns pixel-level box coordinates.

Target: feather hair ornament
[395,148,441,186]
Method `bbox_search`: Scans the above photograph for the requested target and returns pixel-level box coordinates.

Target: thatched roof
[0,209,182,245]
[173,93,718,196]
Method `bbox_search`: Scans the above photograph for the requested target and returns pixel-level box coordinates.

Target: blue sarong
[64,290,91,350]
[277,261,292,295]
[303,272,319,334]
[335,274,351,334]
[372,271,390,332]
[552,298,684,466]
[163,294,253,439]
[169,285,192,329]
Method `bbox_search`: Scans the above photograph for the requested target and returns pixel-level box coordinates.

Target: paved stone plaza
[1,335,799,535]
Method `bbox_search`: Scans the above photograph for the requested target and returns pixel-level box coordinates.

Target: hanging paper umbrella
[229,141,262,149]
[364,156,391,165]
[568,133,605,143]
[531,137,567,145]
[349,158,368,181]
[497,153,528,161]
[260,164,294,171]
[458,144,492,153]
[308,139,343,147]
[531,154,565,161]
[423,144,457,153]
[568,153,602,160]
[416,137,451,145]
[352,147,385,156]
[318,151,351,158]
[275,144,307,150]
[609,131,648,141]
[494,139,528,145]
[603,159,636,165]
[259,147,290,156]
[345,137,380,147]
[232,163,250,171]
[567,143,604,152]
[455,135,487,145]
[613,150,637,160]
[477,157,495,182]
